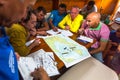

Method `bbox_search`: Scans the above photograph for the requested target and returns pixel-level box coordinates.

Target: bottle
[104,15,110,25]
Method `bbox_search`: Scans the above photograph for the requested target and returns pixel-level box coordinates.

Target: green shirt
[6,23,30,56]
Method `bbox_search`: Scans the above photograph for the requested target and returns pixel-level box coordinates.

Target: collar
[89,22,101,30]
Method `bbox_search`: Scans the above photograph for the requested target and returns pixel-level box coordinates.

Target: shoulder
[94,5,97,8]
[78,14,83,18]
[93,5,97,11]
[11,24,25,32]
[76,14,83,20]
[64,14,70,18]
[100,23,110,33]
[51,10,58,14]
[101,23,109,29]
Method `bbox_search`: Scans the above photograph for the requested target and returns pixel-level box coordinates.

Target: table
[30,32,95,69]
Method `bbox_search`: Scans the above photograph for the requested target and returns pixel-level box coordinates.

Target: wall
[59,0,87,10]
[94,0,118,15]
[33,0,118,15]
[33,0,53,12]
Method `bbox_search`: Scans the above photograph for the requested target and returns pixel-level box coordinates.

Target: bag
[0,26,19,80]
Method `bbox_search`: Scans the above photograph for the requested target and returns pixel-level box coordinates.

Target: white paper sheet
[25,39,35,46]
[46,29,73,36]
[77,35,93,43]
[18,49,60,80]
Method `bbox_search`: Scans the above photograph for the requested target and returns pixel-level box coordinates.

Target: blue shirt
[110,31,120,50]
[0,26,19,80]
[110,31,120,43]
[48,10,66,27]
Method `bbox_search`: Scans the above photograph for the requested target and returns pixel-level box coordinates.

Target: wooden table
[30,33,95,69]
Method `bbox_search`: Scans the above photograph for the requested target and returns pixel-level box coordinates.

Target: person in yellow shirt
[6,10,40,56]
[58,6,83,33]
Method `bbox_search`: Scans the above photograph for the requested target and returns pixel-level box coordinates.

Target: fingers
[15,52,20,61]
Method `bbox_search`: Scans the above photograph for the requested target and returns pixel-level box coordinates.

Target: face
[36,11,45,21]
[26,13,37,30]
[70,7,79,20]
[0,0,35,27]
[86,13,99,28]
[58,7,66,15]
[87,5,93,10]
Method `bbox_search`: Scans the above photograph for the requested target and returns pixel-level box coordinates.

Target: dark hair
[88,1,95,6]
[34,6,46,15]
[59,3,66,9]
[22,9,34,23]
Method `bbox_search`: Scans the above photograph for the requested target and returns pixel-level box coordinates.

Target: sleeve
[81,20,87,28]
[49,11,55,20]
[58,15,68,29]
[94,5,97,12]
[100,26,110,42]
[9,30,30,56]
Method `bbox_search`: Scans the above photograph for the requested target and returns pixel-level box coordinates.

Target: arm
[36,31,47,36]
[117,44,120,52]
[9,30,30,56]
[79,20,86,34]
[94,5,97,12]
[48,12,56,29]
[28,38,40,50]
[49,19,58,31]
[49,19,55,28]
[89,25,110,54]
[58,15,68,29]
[89,40,108,54]
[37,22,49,31]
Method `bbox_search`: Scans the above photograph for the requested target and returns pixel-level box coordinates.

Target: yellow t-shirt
[58,14,83,33]
[6,23,30,56]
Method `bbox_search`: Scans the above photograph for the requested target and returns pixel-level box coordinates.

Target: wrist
[89,51,94,54]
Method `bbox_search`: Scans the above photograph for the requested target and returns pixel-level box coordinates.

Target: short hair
[88,1,95,6]
[59,3,66,9]
[22,9,34,23]
[71,6,80,12]
[35,6,46,15]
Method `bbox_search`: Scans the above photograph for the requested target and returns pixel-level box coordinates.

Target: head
[0,0,34,27]
[116,28,120,38]
[58,3,66,15]
[34,6,46,21]
[86,12,101,28]
[87,1,95,10]
[22,10,37,31]
[70,6,79,20]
